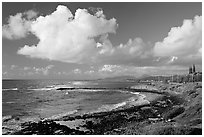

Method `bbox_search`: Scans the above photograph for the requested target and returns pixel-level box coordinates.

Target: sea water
[2,79,140,122]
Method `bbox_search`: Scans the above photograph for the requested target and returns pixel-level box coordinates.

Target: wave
[118,90,130,94]
[27,87,55,91]
[2,88,18,91]
[72,81,88,85]
[129,91,140,95]
[95,102,127,113]
[44,110,78,120]
[2,115,13,122]
[27,84,74,91]
[118,90,140,95]
[3,101,15,104]
[91,93,149,114]
[75,89,109,92]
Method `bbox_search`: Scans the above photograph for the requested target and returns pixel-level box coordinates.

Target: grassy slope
[108,82,202,135]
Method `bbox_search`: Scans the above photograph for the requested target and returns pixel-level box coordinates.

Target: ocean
[2,79,140,123]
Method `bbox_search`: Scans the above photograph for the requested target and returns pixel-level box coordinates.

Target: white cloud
[24,10,38,19]
[3,71,8,75]
[99,64,121,72]
[17,5,118,63]
[98,64,188,78]
[85,70,95,74]
[4,5,201,69]
[2,10,38,39]
[154,16,202,59]
[167,56,178,64]
[33,65,54,75]
[23,66,31,70]
[73,68,82,74]
[10,65,18,70]
[94,37,154,65]
[56,71,70,75]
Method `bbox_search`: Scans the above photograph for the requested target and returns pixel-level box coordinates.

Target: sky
[2,2,202,79]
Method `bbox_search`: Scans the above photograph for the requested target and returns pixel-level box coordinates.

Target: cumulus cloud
[3,71,8,75]
[33,65,54,75]
[98,64,188,78]
[154,16,202,59]
[17,5,118,63]
[23,66,31,70]
[167,56,178,64]
[95,37,155,65]
[73,68,82,74]
[4,5,201,69]
[99,64,121,72]
[24,10,38,20]
[10,65,18,70]
[2,10,38,39]
[85,70,95,74]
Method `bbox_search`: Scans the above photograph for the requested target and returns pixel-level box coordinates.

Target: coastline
[2,82,202,135]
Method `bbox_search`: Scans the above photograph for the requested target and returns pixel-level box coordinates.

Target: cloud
[4,5,201,69]
[99,64,121,72]
[23,66,31,70]
[94,37,155,66]
[24,10,38,19]
[98,64,189,78]
[3,71,8,75]
[73,68,82,74]
[167,56,178,64]
[85,70,95,74]
[154,15,202,59]
[10,65,18,70]
[33,65,54,75]
[17,5,118,63]
[2,10,38,39]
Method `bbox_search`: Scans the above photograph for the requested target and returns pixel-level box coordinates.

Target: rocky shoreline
[2,82,202,135]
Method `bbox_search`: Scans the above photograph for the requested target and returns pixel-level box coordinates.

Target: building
[192,64,196,73]
[189,64,196,74]
[189,66,192,74]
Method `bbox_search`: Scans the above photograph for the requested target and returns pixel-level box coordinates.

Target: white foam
[2,115,12,122]
[118,90,130,94]
[94,93,150,113]
[45,110,78,120]
[28,84,74,91]
[129,91,140,95]
[27,87,55,91]
[76,89,107,92]
[3,101,15,104]
[2,88,18,91]
[72,81,87,85]
[94,101,127,113]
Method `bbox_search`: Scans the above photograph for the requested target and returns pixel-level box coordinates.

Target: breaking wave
[44,110,78,120]
[27,84,74,91]
[2,88,18,91]
[95,102,127,112]
[91,93,150,114]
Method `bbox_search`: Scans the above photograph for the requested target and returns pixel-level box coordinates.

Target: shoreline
[2,82,202,135]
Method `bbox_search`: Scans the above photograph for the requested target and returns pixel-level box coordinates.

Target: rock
[15,117,20,121]
[76,126,80,129]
